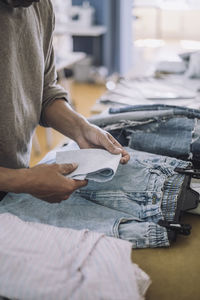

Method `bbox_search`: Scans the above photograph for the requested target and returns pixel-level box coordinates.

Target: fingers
[78,125,130,164]
[106,133,130,164]
[58,163,78,175]
[72,179,88,189]
[98,131,130,164]
[33,178,88,203]
[62,178,88,197]
[99,131,122,154]
[120,149,130,164]
[107,133,123,150]
[57,164,88,187]
[27,163,88,204]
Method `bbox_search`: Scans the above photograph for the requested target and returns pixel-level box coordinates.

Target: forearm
[0,167,27,193]
[43,99,90,142]
[0,164,88,202]
[43,98,130,163]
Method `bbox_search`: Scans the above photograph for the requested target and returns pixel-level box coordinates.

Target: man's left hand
[44,100,130,164]
[75,124,130,164]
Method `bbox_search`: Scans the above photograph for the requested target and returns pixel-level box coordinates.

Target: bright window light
[180,40,200,50]
[135,39,166,48]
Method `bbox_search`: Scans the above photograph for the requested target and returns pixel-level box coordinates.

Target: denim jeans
[0,145,188,248]
[89,109,174,127]
[89,104,200,127]
[128,117,194,160]
[90,105,200,165]
[108,104,200,119]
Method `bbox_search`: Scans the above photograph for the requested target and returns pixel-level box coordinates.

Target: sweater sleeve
[39,9,68,127]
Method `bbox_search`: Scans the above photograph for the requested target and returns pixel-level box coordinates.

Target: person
[0,0,130,203]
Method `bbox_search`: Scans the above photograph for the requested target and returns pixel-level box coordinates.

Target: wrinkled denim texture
[128,117,194,160]
[0,145,188,248]
[90,104,200,165]
[108,104,200,118]
[89,109,174,127]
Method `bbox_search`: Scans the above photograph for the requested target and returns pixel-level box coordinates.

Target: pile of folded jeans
[90,104,200,167]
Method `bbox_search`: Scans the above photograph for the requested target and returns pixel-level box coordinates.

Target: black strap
[0,191,7,201]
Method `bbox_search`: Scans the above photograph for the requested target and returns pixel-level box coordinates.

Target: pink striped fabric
[0,213,150,300]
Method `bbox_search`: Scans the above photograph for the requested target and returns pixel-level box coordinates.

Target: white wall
[134,8,200,40]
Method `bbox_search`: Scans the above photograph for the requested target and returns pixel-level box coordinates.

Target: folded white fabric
[0,213,151,300]
[56,148,121,182]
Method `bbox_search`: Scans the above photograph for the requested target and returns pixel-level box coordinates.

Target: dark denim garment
[89,109,174,127]
[89,104,200,127]
[109,104,200,119]
[128,117,194,160]
[90,104,200,166]
[102,117,195,161]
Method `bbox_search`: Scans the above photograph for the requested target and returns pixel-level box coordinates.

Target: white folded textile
[56,148,121,182]
[0,213,151,300]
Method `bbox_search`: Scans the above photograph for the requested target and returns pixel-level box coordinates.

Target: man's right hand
[15,163,88,203]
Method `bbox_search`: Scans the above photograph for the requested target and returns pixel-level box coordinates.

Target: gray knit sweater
[0,0,68,169]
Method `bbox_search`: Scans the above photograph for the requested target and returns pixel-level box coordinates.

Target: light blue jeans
[0,145,188,248]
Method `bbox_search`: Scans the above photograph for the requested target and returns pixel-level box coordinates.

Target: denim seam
[163,176,180,221]
[167,175,182,220]
[170,175,185,220]
[113,217,137,238]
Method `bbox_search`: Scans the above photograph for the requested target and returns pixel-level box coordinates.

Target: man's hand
[44,100,130,164]
[15,163,87,203]
[75,124,130,164]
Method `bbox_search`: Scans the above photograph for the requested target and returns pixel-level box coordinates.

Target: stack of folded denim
[90,104,200,167]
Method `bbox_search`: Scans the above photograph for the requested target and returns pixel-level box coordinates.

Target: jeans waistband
[161,172,186,222]
[0,191,7,201]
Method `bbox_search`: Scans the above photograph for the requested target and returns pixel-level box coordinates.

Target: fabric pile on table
[0,213,150,300]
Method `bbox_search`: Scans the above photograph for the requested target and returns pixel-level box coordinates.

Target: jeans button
[152,194,157,204]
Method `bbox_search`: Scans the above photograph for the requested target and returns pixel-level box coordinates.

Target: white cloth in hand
[56,148,121,182]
